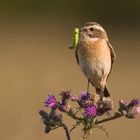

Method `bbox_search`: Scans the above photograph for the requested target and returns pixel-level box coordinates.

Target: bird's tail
[104,86,110,97]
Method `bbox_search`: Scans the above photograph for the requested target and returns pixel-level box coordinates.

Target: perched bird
[75,22,116,98]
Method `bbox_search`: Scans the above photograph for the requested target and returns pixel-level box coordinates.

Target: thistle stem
[63,124,71,140]
[96,112,124,125]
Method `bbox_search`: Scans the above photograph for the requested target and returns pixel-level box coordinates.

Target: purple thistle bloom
[44,95,57,108]
[84,103,97,118]
[126,106,140,119]
[126,99,140,118]
[79,91,89,101]
[130,99,139,106]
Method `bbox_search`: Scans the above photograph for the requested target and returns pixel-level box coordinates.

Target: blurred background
[0,0,140,140]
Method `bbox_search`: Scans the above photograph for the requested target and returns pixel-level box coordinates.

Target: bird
[75,22,116,98]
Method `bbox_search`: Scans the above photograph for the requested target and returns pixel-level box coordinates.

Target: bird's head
[79,22,108,41]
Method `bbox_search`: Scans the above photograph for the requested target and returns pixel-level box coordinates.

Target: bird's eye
[89,27,94,31]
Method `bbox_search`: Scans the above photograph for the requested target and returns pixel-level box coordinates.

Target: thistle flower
[84,103,97,118]
[128,99,140,107]
[126,106,140,119]
[40,90,140,140]
[126,99,140,118]
[60,90,71,105]
[77,91,90,108]
[79,91,89,101]
[97,98,113,116]
[118,99,140,118]
[44,95,57,108]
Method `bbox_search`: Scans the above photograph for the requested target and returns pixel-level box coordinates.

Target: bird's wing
[107,41,116,77]
[75,47,79,65]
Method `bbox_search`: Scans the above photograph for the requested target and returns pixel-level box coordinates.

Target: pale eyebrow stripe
[92,25,105,32]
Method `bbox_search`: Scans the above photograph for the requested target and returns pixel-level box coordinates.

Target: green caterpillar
[69,27,79,49]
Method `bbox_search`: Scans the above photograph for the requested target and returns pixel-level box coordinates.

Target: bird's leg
[100,92,104,101]
[96,88,104,101]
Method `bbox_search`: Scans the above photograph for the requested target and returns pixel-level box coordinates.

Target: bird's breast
[77,39,111,80]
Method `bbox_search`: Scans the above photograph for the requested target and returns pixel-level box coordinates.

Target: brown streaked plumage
[75,22,116,97]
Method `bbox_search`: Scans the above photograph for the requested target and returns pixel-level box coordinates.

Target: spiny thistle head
[40,90,140,140]
[129,99,140,107]
[84,103,97,118]
[44,95,57,108]
[119,99,140,118]
[79,91,90,101]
